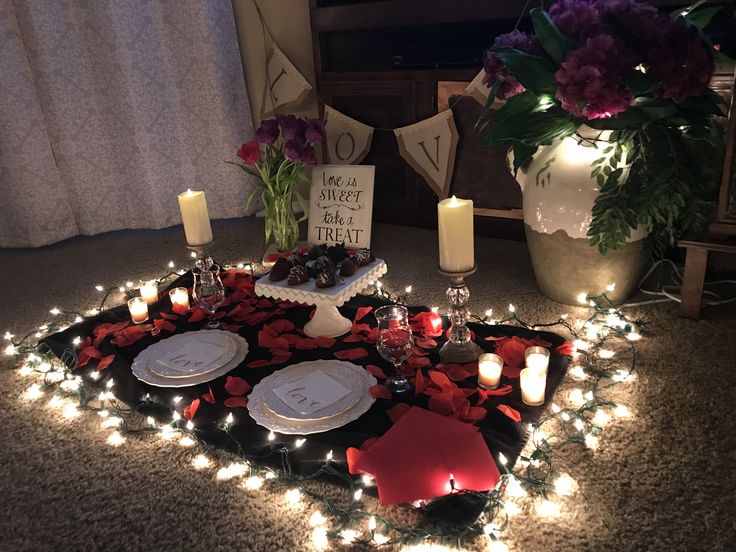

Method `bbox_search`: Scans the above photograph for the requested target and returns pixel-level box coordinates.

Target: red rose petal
[314,336,336,348]
[502,365,522,378]
[476,384,513,405]
[342,334,365,343]
[414,369,426,394]
[224,376,251,396]
[295,337,317,350]
[355,306,373,322]
[159,312,178,320]
[556,341,575,355]
[464,406,488,422]
[258,330,290,351]
[428,392,455,416]
[369,384,392,400]
[96,354,115,372]
[187,307,207,323]
[224,396,248,408]
[497,404,522,422]
[202,387,216,404]
[428,370,453,389]
[415,336,438,349]
[267,319,296,335]
[183,398,200,420]
[334,348,369,361]
[365,364,387,379]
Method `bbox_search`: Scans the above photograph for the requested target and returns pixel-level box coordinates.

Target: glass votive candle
[525,346,550,375]
[168,287,190,310]
[478,353,503,389]
[139,281,159,304]
[127,297,149,324]
[520,367,546,406]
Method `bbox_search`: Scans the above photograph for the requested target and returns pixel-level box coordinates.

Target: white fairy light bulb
[353,489,363,501]
[504,500,521,516]
[95,285,104,291]
[569,388,584,405]
[561,412,571,422]
[369,515,377,532]
[508,304,515,313]
[627,331,642,341]
[106,379,114,389]
[147,416,155,427]
[50,307,61,315]
[72,336,81,346]
[4,344,17,356]
[498,452,508,466]
[598,348,615,359]
[554,473,578,496]
[614,404,631,418]
[405,285,412,293]
[74,315,83,323]
[326,450,333,461]
[375,281,382,289]
[569,365,587,380]
[186,420,194,431]
[118,286,125,293]
[362,474,374,486]
[572,339,590,351]
[431,306,439,313]
[589,300,596,307]
[505,477,527,498]
[485,308,494,318]
[606,283,616,292]
[577,292,588,304]
[106,431,125,446]
[309,511,327,527]
[284,488,301,505]
[168,260,175,268]
[243,475,264,490]
[160,424,176,440]
[225,412,234,425]
[172,411,181,422]
[172,395,182,404]
[550,403,561,413]
[585,434,599,450]
[268,431,276,441]
[179,436,196,447]
[592,409,611,427]
[340,529,357,544]
[311,527,329,550]
[294,438,306,448]
[374,532,390,545]
[62,403,80,419]
[192,454,211,469]
[265,471,276,479]
[489,540,509,552]
[584,391,594,401]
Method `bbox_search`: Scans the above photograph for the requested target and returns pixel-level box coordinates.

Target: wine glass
[193,268,225,329]
[375,305,414,393]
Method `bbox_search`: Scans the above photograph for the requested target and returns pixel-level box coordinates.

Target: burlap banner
[394,110,459,199]
[323,106,374,165]
[465,69,491,106]
[262,45,313,117]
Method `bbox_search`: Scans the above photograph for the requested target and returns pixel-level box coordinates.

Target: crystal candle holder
[438,266,482,364]
[127,297,149,324]
[525,346,550,375]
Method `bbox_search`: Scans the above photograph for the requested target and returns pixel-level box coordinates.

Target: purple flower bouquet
[231,115,325,251]
[480,0,730,254]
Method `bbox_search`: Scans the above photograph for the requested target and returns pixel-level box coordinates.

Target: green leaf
[511,142,539,175]
[530,8,575,64]
[490,48,557,95]
[683,6,721,30]
[293,190,310,223]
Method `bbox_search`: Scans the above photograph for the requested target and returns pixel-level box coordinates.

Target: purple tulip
[255,118,279,145]
[305,119,326,144]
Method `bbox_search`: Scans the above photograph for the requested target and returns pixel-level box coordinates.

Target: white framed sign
[307,165,375,248]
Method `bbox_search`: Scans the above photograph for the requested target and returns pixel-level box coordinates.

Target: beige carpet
[1,218,735,552]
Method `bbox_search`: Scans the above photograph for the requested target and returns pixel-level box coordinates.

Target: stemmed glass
[375,305,414,393]
[193,267,225,329]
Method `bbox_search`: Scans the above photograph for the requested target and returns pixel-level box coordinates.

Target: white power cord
[620,258,736,308]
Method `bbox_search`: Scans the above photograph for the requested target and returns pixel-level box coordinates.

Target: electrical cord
[620,258,736,308]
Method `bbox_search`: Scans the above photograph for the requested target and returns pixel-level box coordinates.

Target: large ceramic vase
[511,126,649,305]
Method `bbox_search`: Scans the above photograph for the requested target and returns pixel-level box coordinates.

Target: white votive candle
[437,195,474,272]
[140,281,158,304]
[525,346,550,375]
[177,189,213,246]
[478,353,503,389]
[520,367,546,406]
[169,287,190,310]
[127,297,149,324]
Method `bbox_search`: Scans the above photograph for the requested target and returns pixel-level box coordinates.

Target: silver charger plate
[131,330,249,388]
[248,360,377,434]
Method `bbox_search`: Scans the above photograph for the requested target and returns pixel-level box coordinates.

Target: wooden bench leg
[679,248,708,319]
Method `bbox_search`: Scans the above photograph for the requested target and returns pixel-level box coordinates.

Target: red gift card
[352,407,500,505]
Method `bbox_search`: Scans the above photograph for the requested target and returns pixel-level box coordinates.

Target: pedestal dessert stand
[255,259,387,338]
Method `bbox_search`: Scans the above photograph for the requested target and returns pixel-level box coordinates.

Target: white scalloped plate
[248,360,377,434]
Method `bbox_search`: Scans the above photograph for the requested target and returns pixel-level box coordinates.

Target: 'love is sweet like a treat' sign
[307,165,375,248]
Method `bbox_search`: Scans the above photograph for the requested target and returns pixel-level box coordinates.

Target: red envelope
[352,407,499,505]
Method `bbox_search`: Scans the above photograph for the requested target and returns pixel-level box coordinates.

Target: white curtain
[0,0,255,247]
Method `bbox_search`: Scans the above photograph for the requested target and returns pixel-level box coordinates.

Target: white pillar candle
[127,297,149,324]
[139,281,158,304]
[437,195,474,273]
[177,189,213,246]
[478,353,503,389]
[525,346,550,375]
[169,287,190,310]
[520,367,546,406]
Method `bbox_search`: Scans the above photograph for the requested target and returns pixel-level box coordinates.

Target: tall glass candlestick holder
[187,241,226,330]
[438,266,482,364]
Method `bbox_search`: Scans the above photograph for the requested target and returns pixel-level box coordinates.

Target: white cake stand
[255,259,387,338]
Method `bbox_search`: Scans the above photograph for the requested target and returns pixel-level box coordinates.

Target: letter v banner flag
[394,110,459,199]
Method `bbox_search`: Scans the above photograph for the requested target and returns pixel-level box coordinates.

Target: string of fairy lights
[4,260,642,551]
